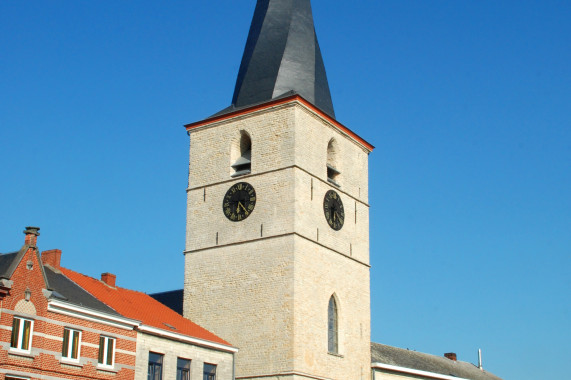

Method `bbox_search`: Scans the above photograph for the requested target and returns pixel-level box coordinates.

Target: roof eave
[372,362,470,380]
[47,299,140,330]
[137,324,238,353]
[185,94,374,153]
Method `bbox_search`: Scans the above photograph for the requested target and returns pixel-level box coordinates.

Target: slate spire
[231,0,335,117]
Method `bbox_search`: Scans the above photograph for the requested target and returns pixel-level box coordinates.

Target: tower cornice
[185,94,374,153]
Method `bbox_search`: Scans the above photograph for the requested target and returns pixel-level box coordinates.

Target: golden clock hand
[238,201,247,212]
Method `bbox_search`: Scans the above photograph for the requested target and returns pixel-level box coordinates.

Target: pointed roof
[230,0,335,117]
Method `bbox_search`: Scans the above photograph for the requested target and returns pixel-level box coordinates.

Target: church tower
[184,1,373,379]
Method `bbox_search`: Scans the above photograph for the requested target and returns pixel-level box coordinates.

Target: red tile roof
[60,267,231,347]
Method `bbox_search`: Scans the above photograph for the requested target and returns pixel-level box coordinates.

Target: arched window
[231,131,252,177]
[328,295,338,354]
[326,139,340,186]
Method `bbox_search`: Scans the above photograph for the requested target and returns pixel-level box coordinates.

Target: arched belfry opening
[328,294,339,354]
[327,139,341,186]
[231,131,252,177]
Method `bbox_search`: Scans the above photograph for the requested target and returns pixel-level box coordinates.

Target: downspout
[232,351,236,380]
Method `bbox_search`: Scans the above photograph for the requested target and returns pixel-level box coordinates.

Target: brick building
[0,227,236,380]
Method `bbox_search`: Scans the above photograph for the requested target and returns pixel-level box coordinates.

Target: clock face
[323,190,344,231]
[223,182,256,222]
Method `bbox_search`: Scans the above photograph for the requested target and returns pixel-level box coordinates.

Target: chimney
[444,353,457,361]
[24,226,40,246]
[41,249,62,268]
[101,273,116,287]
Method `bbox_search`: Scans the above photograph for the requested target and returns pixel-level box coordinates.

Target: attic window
[231,131,252,177]
[327,139,340,187]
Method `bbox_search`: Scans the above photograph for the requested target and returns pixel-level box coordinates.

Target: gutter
[47,299,140,330]
[48,299,239,354]
[372,363,470,380]
[137,325,238,354]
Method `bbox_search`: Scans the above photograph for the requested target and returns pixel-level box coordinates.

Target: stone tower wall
[184,100,371,379]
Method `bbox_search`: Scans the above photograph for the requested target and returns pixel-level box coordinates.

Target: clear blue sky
[1,1,569,379]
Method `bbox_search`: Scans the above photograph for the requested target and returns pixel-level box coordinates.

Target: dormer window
[327,139,340,187]
[232,131,252,177]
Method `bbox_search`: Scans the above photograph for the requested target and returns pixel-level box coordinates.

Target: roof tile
[60,267,231,347]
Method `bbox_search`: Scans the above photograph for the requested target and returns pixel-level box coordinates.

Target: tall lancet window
[231,131,252,177]
[328,295,338,354]
[327,139,340,187]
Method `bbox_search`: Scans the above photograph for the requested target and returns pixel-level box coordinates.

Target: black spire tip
[231,0,335,118]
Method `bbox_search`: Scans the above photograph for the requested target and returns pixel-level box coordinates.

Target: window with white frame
[97,336,115,367]
[61,328,81,361]
[10,317,33,352]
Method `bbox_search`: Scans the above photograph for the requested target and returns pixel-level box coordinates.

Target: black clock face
[323,190,344,231]
[223,182,256,222]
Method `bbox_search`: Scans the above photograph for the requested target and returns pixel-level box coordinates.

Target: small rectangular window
[203,363,216,380]
[10,317,33,352]
[98,336,115,367]
[176,357,191,380]
[148,352,164,380]
[62,328,81,361]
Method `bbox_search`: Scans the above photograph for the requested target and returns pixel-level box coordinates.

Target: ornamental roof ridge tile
[59,267,231,347]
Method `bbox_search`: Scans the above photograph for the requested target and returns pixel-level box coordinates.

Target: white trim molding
[372,363,470,380]
[137,325,238,353]
[47,300,139,330]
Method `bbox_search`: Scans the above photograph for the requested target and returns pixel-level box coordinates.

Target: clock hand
[238,201,247,213]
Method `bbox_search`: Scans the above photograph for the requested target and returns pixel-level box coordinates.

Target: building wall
[185,101,371,379]
[292,236,371,380]
[185,236,296,376]
[134,332,234,380]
